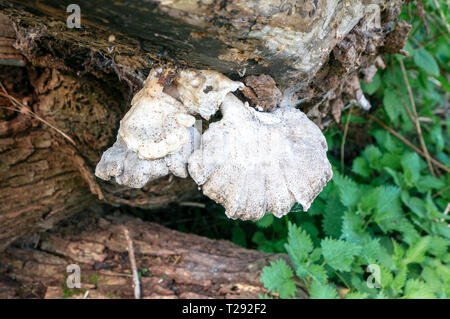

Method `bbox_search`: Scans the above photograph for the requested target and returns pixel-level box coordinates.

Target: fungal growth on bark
[188,93,333,220]
[96,67,332,219]
[95,67,242,188]
[95,129,200,188]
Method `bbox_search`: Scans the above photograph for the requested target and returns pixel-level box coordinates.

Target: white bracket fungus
[96,68,333,220]
[188,93,333,220]
[95,67,242,188]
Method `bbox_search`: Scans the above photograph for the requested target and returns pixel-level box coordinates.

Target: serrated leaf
[383,89,402,124]
[322,192,345,238]
[309,280,338,299]
[333,173,361,207]
[295,263,328,283]
[260,259,296,299]
[345,291,369,299]
[285,222,314,266]
[352,157,371,178]
[400,152,422,186]
[362,145,383,170]
[403,236,431,266]
[414,48,440,77]
[341,210,369,243]
[428,237,449,257]
[321,238,361,272]
[391,270,407,295]
[403,279,436,299]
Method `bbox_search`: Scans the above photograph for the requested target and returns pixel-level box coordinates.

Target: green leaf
[400,152,422,186]
[285,222,314,266]
[345,292,369,299]
[391,270,407,296]
[403,279,436,299]
[260,259,296,299]
[255,214,274,228]
[428,237,449,257]
[341,211,369,243]
[322,194,345,238]
[321,238,361,272]
[361,73,381,95]
[295,264,328,283]
[403,236,431,266]
[333,173,361,207]
[413,48,440,77]
[352,157,371,178]
[383,89,402,124]
[309,280,339,299]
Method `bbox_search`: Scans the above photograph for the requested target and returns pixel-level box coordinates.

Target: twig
[179,201,206,208]
[369,115,449,173]
[341,106,353,172]
[433,185,450,199]
[399,59,436,176]
[0,81,76,146]
[123,227,141,299]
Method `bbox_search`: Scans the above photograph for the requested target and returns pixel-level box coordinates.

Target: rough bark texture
[0,1,410,250]
[0,210,287,299]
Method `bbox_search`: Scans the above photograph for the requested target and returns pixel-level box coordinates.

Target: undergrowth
[258,0,449,299]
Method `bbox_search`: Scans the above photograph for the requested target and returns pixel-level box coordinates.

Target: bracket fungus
[96,67,332,220]
[95,67,241,188]
[188,93,333,220]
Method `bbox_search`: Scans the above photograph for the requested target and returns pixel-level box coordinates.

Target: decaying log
[0,0,411,249]
[0,210,288,299]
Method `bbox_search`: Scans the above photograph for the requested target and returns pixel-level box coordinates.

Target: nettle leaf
[333,173,361,207]
[322,192,345,238]
[383,89,403,124]
[321,238,361,272]
[416,176,446,193]
[403,236,431,266]
[413,48,440,77]
[285,222,314,265]
[352,157,371,178]
[430,124,444,153]
[428,237,449,257]
[391,270,407,296]
[345,291,369,299]
[400,152,422,186]
[372,130,403,153]
[360,239,383,264]
[255,214,274,228]
[361,73,381,95]
[260,259,296,299]
[296,263,328,283]
[379,266,394,289]
[309,280,339,299]
[362,145,383,170]
[341,211,369,243]
[403,279,436,299]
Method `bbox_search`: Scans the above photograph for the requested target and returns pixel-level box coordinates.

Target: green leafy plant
[259,1,449,299]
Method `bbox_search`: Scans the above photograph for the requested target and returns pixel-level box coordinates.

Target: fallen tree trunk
[0,210,290,299]
[0,1,409,248]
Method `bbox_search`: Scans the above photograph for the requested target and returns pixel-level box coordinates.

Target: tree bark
[0,0,409,249]
[0,211,288,299]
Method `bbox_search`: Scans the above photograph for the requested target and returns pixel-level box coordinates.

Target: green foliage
[260,260,296,298]
[258,1,449,299]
